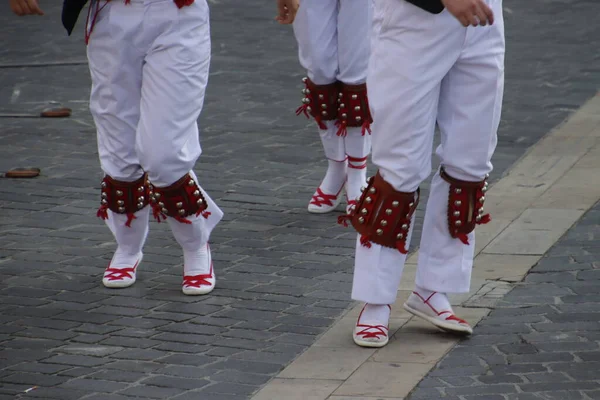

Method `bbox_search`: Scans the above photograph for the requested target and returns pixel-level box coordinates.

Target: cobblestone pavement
[0,0,599,399]
[407,202,600,400]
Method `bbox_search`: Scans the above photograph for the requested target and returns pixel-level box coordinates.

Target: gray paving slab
[408,202,600,400]
[0,0,599,398]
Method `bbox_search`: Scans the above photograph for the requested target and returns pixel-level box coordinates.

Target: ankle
[414,286,452,312]
[360,303,391,324]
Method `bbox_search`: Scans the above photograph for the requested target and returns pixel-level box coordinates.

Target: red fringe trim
[457,214,490,245]
[457,233,470,245]
[296,104,327,130]
[175,216,193,224]
[125,213,136,228]
[96,206,109,221]
[337,215,351,227]
[395,241,408,254]
[360,235,372,248]
[478,214,491,225]
[361,121,372,136]
[335,120,348,137]
[152,206,166,223]
[296,105,309,118]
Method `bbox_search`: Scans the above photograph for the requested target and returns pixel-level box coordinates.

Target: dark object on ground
[0,106,72,118]
[2,167,41,179]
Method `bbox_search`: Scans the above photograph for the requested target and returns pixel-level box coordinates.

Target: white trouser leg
[336,0,372,85]
[416,0,505,294]
[87,1,149,276]
[87,1,143,182]
[336,0,373,207]
[293,0,339,85]
[351,0,464,304]
[352,214,416,304]
[134,0,211,187]
[295,0,345,200]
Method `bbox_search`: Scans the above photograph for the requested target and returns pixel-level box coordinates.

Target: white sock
[105,208,149,268]
[183,242,210,276]
[359,303,391,325]
[415,286,452,313]
[346,155,368,203]
[318,159,347,195]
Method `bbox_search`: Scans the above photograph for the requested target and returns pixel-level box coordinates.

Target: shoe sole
[403,303,473,335]
[103,278,136,289]
[182,286,215,295]
[353,335,389,348]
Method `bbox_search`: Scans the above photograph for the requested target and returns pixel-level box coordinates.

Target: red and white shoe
[102,253,142,288]
[353,304,390,348]
[403,292,473,335]
[308,185,344,214]
[182,245,215,296]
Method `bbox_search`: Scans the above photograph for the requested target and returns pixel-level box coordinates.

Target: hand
[441,0,493,27]
[9,0,44,15]
[275,0,298,25]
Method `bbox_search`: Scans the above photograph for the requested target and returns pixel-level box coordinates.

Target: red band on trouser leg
[336,83,373,137]
[440,167,491,245]
[348,155,367,170]
[337,172,419,254]
[98,175,149,227]
[295,77,338,130]
[149,173,210,224]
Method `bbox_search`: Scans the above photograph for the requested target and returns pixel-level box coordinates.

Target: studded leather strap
[296,77,338,129]
[440,167,490,245]
[340,172,419,254]
[97,174,149,227]
[336,83,373,137]
[149,173,209,224]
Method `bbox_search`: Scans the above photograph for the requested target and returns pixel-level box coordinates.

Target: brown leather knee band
[335,82,373,137]
[149,173,209,224]
[296,77,338,129]
[339,172,419,254]
[440,167,490,245]
[97,174,149,227]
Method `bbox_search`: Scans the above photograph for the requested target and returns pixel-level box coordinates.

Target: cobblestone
[407,202,600,400]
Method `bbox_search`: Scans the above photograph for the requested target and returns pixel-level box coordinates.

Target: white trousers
[293,0,372,161]
[88,0,222,249]
[352,0,505,304]
[87,0,210,187]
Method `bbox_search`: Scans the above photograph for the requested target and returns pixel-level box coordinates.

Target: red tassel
[360,235,372,248]
[152,207,165,223]
[335,120,347,137]
[478,214,491,225]
[96,206,109,220]
[201,211,211,219]
[125,0,131,3]
[316,117,327,130]
[125,213,136,228]
[361,121,372,136]
[337,215,351,227]
[395,241,408,254]
[457,233,470,245]
[296,105,309,118]
[175,216,193,224]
